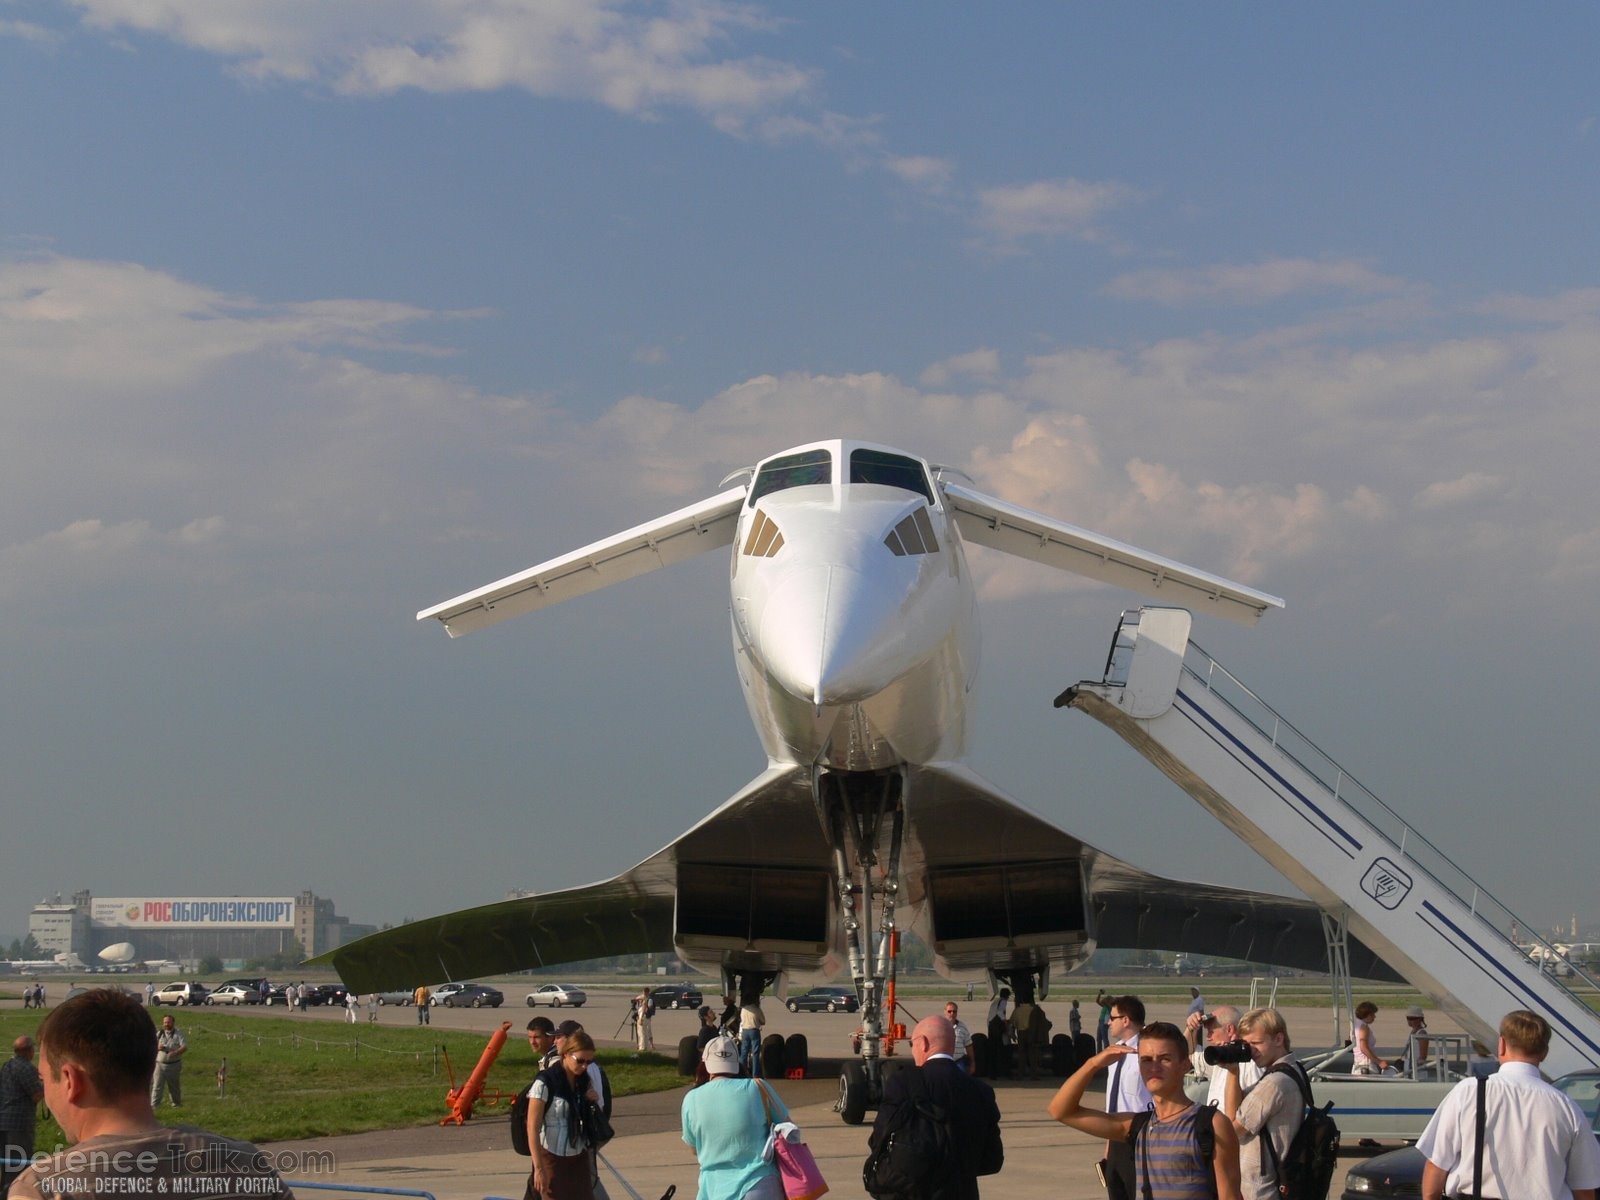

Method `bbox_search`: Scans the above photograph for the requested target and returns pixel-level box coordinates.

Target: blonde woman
[528,1032,603,1200]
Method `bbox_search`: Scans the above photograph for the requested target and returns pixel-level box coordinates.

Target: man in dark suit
[868,1015,1004,1200]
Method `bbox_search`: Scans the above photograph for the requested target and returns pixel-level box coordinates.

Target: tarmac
[264,1060,1378,1200]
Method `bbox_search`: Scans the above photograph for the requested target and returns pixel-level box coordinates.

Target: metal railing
[1099,608,1600,1001]
[1173,626,1600,999]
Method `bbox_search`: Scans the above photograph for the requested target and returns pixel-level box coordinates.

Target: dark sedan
[650,984,704,1010]
[785,986,859,1013]
[440,983,505,1008]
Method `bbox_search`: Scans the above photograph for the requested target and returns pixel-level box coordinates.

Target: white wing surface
[942,481,1284,626]
[419,485,747,637]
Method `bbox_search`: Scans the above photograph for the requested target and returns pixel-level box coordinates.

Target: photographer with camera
[1221,1008,1306,1200]
[1187,1005,1262,1105]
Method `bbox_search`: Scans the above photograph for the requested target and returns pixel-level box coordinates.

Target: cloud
[6,253,1598,643]
[1414,472,1504,511]
[66,0,816,129]
[920,348,1001,388]
[973,178,1138,247]
[885,154,955,193]
[1106,258,1411,306]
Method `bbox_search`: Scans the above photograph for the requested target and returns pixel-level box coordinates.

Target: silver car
[525,983,587,1008]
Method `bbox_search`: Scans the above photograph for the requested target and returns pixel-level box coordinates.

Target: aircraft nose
[758,562,917,706]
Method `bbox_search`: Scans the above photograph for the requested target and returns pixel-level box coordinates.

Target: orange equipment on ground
[441,1020,512,1125]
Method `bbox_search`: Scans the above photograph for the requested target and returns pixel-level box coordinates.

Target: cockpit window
[749,449,832,506]
[884,507,939,557]
[849,449,933,504]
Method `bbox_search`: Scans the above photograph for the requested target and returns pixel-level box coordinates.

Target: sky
[2,2,1598,955]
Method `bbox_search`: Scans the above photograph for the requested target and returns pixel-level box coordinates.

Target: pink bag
[758,1081,829,1200]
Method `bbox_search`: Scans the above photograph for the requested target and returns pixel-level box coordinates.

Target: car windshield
[1557,1074,1600,1125]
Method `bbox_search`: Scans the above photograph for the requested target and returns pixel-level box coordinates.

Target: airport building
[27,890,373,967]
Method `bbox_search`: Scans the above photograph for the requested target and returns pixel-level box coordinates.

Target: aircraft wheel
[839,1063,869,1125]
[677,1035,699,1076]
[1052,1033,1074,1076]
[970,1031,990,1077]
[1074,1033,1096,1065]
[761,1033,785,1078]
[784,1033,808,1077]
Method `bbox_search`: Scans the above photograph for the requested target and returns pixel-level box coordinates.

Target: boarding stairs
[1060,607,1600,1077]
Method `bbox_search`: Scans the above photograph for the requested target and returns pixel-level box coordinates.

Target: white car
[151,982,208,1006]
[204,984,259,1006]
[525,983,587,1008]
[429,983,469,1006]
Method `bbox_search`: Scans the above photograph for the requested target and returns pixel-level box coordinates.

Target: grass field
[0,1009,684,1146]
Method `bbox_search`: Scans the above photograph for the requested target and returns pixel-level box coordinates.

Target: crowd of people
[4,986,1597,1200]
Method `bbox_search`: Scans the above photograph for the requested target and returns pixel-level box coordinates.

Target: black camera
[1203,1041,1252,1066]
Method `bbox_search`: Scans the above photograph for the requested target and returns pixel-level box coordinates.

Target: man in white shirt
[944,1002,975,1072]
[1418,1009,1600,1200]
[1189,1005,1263,1102]
[1102,995,1151,1200]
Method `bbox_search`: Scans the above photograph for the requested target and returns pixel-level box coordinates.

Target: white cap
[702,1035,741,1076]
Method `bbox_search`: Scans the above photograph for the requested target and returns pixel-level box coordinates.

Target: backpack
[1261,1063,1340,1200]
[862,1076,955,1199]
[1127,1103,1219,1200]
[510,1083,532,1156]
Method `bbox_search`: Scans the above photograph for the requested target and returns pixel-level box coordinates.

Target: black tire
[677,1035,699,1076]
[970,1031,991,1077]
[1052,1033,1074,1076]
[376,997,386,1006]
[761,1033,785,1078]
[787,1000,799,1012]
[551,998,563,1008]
[1075,1033,1096,1064]
[826,1001,837,1012]
[527,997,537,1007]
[783,1033,809,1077]
[839,1063,869,1125]
[472,997,484,1008]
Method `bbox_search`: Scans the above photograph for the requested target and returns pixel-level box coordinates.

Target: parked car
[430,983,470,1006]
[786,986,859,1013]
[374,989,414,1006]
[151,982,209,1006]
[204,983,262,1005]
[304,984,350,1007]
[525,983,587,1008]
[262,984,290,1005]
[217,977,269,995]
[439,984,504,1008]
[1339,1069,1600,1200]
[649,984,704,1010]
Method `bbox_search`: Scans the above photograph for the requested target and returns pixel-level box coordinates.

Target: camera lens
[1203,1041,1252,1065]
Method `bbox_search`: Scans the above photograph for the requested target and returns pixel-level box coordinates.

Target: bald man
[1,1035,44,1193]
[867,1016,1004,1200]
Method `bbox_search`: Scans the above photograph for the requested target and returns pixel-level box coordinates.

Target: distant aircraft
[6,951,89,972]
[321,439,1397,1119]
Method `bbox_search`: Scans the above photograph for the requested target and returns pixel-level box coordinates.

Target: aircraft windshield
[849,449,932,504]
[749,449,833,505]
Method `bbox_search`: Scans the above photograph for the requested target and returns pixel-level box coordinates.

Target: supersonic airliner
[320,439,1397,1120]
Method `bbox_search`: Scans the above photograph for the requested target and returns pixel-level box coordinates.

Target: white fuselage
[729,477,978,772]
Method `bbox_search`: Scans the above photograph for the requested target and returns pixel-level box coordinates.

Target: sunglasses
[569,1055,595,1066]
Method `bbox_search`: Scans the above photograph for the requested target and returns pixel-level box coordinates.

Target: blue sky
[3,2,1597,953]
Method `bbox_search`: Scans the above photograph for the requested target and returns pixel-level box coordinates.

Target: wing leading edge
[418,485,747,637]
[942,481,1284,627]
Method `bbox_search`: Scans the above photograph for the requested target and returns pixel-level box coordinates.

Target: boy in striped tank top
[1048,1020,1242,1200]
